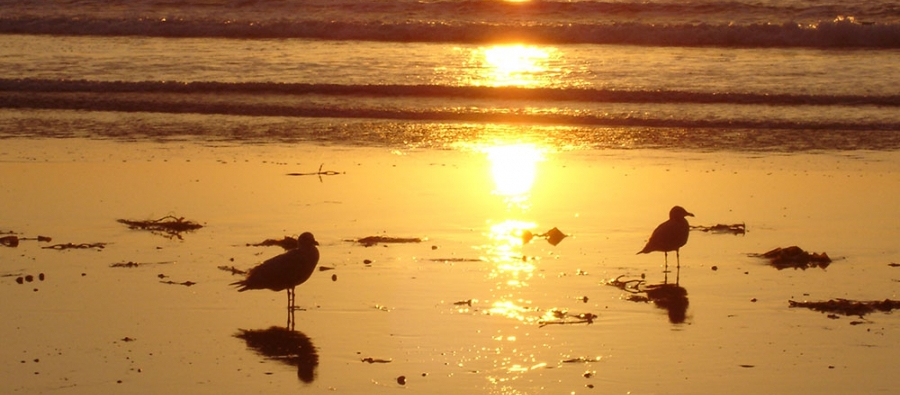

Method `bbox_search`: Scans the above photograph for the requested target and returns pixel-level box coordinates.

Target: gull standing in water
[637,206,694,270]
[232,232,320,310]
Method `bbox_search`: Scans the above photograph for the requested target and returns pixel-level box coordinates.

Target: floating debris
[429,257,484,262]
[605,275,644,294]
[42,242,107,250]
[361,357,392,364]
[286,163,344,179]
[110,261,173,268]
[247,236,298,250]
[453,299,473,306]
[562,356,603,364]
[159,280,196,287]
[217,265,248,275]
[317,266,335,271]
[538,309,597,328]
[788,298,900,317]
[354,236,422,247]
[889,263,900,267]
[750,246,831,270]
[117,215,203,239]
[691,223,746,235]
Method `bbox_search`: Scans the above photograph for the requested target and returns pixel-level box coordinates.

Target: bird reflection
[234,325,319,383]
[643,282,689,324]
[607,267,689,324]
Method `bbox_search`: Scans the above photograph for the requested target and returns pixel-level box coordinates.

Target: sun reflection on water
[464,44,561,87]
[461,140,560,391]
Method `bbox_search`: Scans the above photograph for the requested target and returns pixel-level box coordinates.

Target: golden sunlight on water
[464,45,559,87]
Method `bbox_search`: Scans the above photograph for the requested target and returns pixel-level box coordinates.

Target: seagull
[637,206,694,270]
[232,232,320,310]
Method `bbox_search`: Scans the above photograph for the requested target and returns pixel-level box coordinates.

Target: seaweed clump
[354,236,422,247]
[691,223,746,235]
[247,236,299,250]
[789,298,900,317]
[118,215,203,239]
[750,246,831,270]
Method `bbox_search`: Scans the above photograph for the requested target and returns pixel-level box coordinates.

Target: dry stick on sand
[286,163,344,180]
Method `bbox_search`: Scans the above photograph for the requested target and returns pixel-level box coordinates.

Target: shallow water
[2,138,898,394]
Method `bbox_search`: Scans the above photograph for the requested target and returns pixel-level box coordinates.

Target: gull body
[232,232,320,309]
[637,206,694,269]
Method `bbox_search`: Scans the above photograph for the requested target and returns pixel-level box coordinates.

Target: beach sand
[2,138,899,394]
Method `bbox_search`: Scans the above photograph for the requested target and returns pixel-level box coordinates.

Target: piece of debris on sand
[246,236,298,250]
[110,261,174,268]
[117,215,203,239]
[159,280,196,287]
[691,223,746,235]
[353,236,422,247]
[522,227,568,246]
[2,234,53,247]
[218,265,248,275]
[749,246,831,270]
[789,298,900,317]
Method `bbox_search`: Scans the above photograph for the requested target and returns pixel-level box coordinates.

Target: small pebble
[25,275,34,282]
[38,273,45,281]
[16,277,24,284]
[331,274,337,282]
[711,265,718,271]
[397,376,406,385]
[363,259,372,264]
[751,298,758,302]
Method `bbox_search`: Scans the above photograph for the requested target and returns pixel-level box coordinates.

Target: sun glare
[484,143,544,198]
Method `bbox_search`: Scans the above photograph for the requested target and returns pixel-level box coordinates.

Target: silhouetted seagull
[232,232,320,309]
[637,206,694,270]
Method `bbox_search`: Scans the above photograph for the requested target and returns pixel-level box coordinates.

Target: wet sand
[2,138,899,394]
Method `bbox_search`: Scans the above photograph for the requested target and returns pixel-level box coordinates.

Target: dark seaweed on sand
[691,223,746,235]
[789,298,900,317]
[353,236,422,247]
[42,242,107,250]
[749,246,831,270]
[117,215,203,239]
[247,236,299,250]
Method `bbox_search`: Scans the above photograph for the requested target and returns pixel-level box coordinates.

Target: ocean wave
[1,16,898,48]
[1,79,899,132]
[2,79,898,107]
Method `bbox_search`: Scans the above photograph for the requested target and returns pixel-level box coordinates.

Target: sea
[0,0,899,151]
